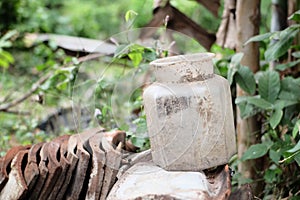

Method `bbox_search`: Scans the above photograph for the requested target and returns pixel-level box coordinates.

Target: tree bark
[140,1,216,50]
[195,0,221,17]
[271,0,288,32]
[270,0,288,69]
[216,0,237,49]
[235,0,263,196]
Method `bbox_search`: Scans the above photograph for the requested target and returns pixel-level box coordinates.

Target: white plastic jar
[143,53,236,171]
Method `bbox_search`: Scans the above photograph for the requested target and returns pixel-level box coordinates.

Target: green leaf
[1,30,17,41]
[133,117,148,134]
[247,96,273,109]
[125,10,138,22]
[0,51,14,63]
[0,59,9,69]
[288,10,300,21]
[143,50,157,62]
[0,30,18,48]
[56,80,68,90]
[244,32,275,45]
[72,57,80,65]
[294,153,300,166]
[278,91,298,101]
[235,96,264,118]
[128,52,143,67]
[258,71,280,103]
[0,50,14,69]
[39,79,52,91]
[265,27,299,61]
[235,66,256,95]
[231,53,244,64]
[270,149,281,164]
[279,77,300,101]
[292,120,300,138]
[236,175,253,185]
[264,168,281,184]
[227,53,244,85]
[292,51,300,58]
[0,41,12,49]
[236,101,259,119]
[241,142,272,161]
[275,59,300,71]
[129,44,144,52]
[235,96,251,104]
[130,136,146,148]
[286,140,300,153]
[274,99,298,110]
[269,109,283,129]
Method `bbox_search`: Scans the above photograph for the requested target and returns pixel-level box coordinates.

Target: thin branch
[0,73,51,111]
[2,110,31,115]
[0,53,103,112]
[76,53,103,63]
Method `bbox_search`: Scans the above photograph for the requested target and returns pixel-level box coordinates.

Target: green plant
[93,41,160,150]
[227,11,300,199]
[0,30,17,69]
[0,35,80,154]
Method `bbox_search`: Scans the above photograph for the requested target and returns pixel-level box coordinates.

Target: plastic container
[143,53,236,171]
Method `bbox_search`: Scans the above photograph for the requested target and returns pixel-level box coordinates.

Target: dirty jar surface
[143,53,236,171]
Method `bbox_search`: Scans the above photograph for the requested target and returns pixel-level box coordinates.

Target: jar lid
[150,53,215,83]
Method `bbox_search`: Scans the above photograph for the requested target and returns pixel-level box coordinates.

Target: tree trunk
[271,0,288,32]
[235,0,263,196]
[270,0,288,69]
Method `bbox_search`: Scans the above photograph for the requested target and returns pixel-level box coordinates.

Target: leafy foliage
[0,30,17,69]
[241,142,272,161]
[93,40,162,149]
[226,11,300,198]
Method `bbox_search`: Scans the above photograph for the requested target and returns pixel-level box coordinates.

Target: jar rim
[150,53,215,66]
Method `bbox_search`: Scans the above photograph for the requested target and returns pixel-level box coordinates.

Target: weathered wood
[56,134,79,200]
[0,128,139,199]
[100,138,122,200]
[216,0,237,49]
[23,142,44,198]
[0,150,29,200]
[29,143,49,200]
[0,158,4,191]
[25,33,117,55]
[195,0,221,17]
[0,145,30,191]
[85,134,105,200]
[104,130,126,149]
[65,128,101,200]
[141,2,216,50]
[0,127,233,199]
[38,141,62,199]
[48,135,71,200]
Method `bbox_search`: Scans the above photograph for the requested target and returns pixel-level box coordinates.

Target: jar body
[143,53,236,171]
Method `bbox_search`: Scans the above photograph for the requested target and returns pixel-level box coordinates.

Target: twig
[77,53,103,63]
[0,53,103,112]
[3,110,31,115]
[0,73,51,112]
